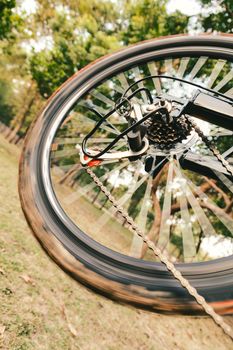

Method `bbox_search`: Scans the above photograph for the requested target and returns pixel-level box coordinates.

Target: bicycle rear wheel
[19,34,233,315]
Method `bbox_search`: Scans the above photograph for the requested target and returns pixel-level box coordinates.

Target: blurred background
[0,0,232,142]
[0,1,233,350]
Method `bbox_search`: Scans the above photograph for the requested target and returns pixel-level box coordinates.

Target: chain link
[86,157,233,340]
[187,117,233,177]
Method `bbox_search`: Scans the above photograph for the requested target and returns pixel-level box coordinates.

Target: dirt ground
[0,134,232,350]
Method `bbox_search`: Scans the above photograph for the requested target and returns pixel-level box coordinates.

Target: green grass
[0,134,232,350]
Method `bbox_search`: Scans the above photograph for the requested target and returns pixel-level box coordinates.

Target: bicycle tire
[19,34,233,315]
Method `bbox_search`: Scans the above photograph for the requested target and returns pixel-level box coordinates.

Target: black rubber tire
[19,34,233,315]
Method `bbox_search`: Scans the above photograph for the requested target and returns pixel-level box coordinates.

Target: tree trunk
[7,84,38,143]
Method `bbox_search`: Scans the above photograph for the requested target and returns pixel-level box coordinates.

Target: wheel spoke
[147,62,162,94]
[117,72,141,103]
[210,128,233,137]
[177,57,190,78]
[51,148,78,160]
[213,171,233,194]
[90,90,115,107]
[95,162,149,233]
[225,86,233,97]
[131,67,148,103]
[129,176,152,258]
[74,112,121,135]
[157,159,174,250]
[222,145,233,158]
[53,163,81,172]
[53,137,116,145]
[178,167,233,235]
[64,160,130,205]
[174,164,217,241]
[176,163,196,262]
[78,99,109,116]
[207,59,226,88]
[184,152,232,177]
[189,56,208,80]
[213,69,233,91]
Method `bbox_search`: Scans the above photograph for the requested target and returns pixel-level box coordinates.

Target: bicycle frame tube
[184,91,233,131]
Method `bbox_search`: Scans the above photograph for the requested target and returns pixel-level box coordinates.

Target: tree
[0,79,13,126]
[198,0,233,33]
[6,80,41,143]
[0,0,20,40]
[30,0,121,97]
[121,0,189,45]
[0,26,44,142]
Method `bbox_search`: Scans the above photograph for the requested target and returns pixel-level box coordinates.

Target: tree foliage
[0,0,232,136]
[0,78,13,125]
[121,0,188,44]
[30,0,120,97]
[0,0,22,40]
[198,0,233,33]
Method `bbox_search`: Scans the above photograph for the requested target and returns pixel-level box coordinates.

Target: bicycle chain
[188,119,233,177]
[85,123,233,339]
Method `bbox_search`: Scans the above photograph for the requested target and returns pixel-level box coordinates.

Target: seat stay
[183,91,233,131]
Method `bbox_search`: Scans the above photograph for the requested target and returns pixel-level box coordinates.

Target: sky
[20,0,201,16]
[20,0,37,14]
[167,0,201,16]
[19,0,202,52]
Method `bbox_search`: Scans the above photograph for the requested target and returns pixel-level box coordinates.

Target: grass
[0,134,232,350]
